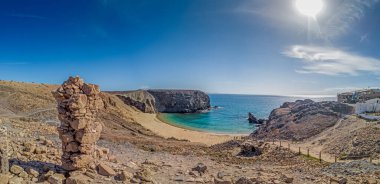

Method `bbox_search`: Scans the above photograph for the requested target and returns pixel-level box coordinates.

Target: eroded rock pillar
[52,76,104,171]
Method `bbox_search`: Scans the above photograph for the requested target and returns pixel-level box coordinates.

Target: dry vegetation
[0,80,379,183]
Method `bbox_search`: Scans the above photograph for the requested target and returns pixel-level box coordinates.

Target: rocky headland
[111,89,210,113]
[252,99,355,141]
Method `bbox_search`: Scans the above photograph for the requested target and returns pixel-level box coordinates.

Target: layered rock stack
[52,76,104,171]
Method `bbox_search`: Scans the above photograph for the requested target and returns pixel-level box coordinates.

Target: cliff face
[111,90,210,113]
[147,90,210,113]
[252,99,355,141]
[114,90,156,113]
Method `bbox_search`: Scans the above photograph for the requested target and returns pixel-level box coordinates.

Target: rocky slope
[321,116,380,159]
[111,90,157,113]
[0,81,379,183]
[111,89,211,113]
[252,99,355,141]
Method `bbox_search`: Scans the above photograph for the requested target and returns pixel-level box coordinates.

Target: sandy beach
[131,110,245,146]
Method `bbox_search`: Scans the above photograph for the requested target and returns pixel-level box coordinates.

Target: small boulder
[217,171,225,179]
[66,174,92,184]
[35,146,47,154]
[239,140,262,157]
[214,177,232,184]
[18,171,28,178]
[366,178,377,184]
[38,135,46,142]
[23,142,36,153]
[48,173,66,184]
[330,177,348,184]
[97,163,116,176]
[44,139,54,146]
[10,165,24,175]
[235,177,254,184]
[84,170,96,179]
[283,175,294,183]
[338,178,348,184]
[26,167,40,178]
[0,174,9,184]
[134,168,153,182]
[192,163,207,175]
[120,170,134,181]
[8,176,23,184]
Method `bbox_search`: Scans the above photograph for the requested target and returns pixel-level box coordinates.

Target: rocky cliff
[110,90,210,113]
[113,90,157,113]
[252,99,355,141]
[147,90,210,113]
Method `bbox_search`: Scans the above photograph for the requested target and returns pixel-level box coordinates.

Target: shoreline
[131,111,247,146]
[157,113,250,136]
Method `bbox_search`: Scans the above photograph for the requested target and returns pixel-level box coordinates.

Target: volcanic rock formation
[52,76,104,171]
[252,99,355,141]
[147,89,210,113]
[248,112,257,123]
[112,89,211,113]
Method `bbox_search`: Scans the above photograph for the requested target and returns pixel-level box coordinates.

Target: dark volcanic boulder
[248,112,258,123]
[147,89,210,113]
[252,100,355,141]
[248,112,266,124]
[239,140,263,157]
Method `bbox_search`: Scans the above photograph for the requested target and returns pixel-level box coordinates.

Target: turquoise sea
[160,94,336,134]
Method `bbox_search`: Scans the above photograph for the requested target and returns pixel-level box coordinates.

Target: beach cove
[130,110,238,146]
[157,94,336,134]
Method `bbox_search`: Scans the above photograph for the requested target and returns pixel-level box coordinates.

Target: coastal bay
[130,110,237,146]
[159,94,336,134]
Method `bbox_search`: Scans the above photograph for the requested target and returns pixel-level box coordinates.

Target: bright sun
[296,0,324,18]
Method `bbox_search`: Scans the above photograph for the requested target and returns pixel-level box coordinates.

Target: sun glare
[296,0,324,18]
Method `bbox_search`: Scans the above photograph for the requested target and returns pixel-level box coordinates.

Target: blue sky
[0,0,379,96]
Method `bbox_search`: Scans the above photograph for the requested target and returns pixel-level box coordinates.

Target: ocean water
[160,94,336,134]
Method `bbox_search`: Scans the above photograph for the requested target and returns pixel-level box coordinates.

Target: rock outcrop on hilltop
[112,89,210,113]
[252,99,355,141]
[52,76,104,171]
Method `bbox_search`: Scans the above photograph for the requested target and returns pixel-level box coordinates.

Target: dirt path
[269,116,379,163]
[270,141,336,163]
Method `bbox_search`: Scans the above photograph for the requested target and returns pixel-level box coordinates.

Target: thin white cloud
[284,45,380,76]
[322,0,378,40]
[360,34,369,42]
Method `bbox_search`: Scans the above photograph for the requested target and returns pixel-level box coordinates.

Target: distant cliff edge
[108,89,210,113]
